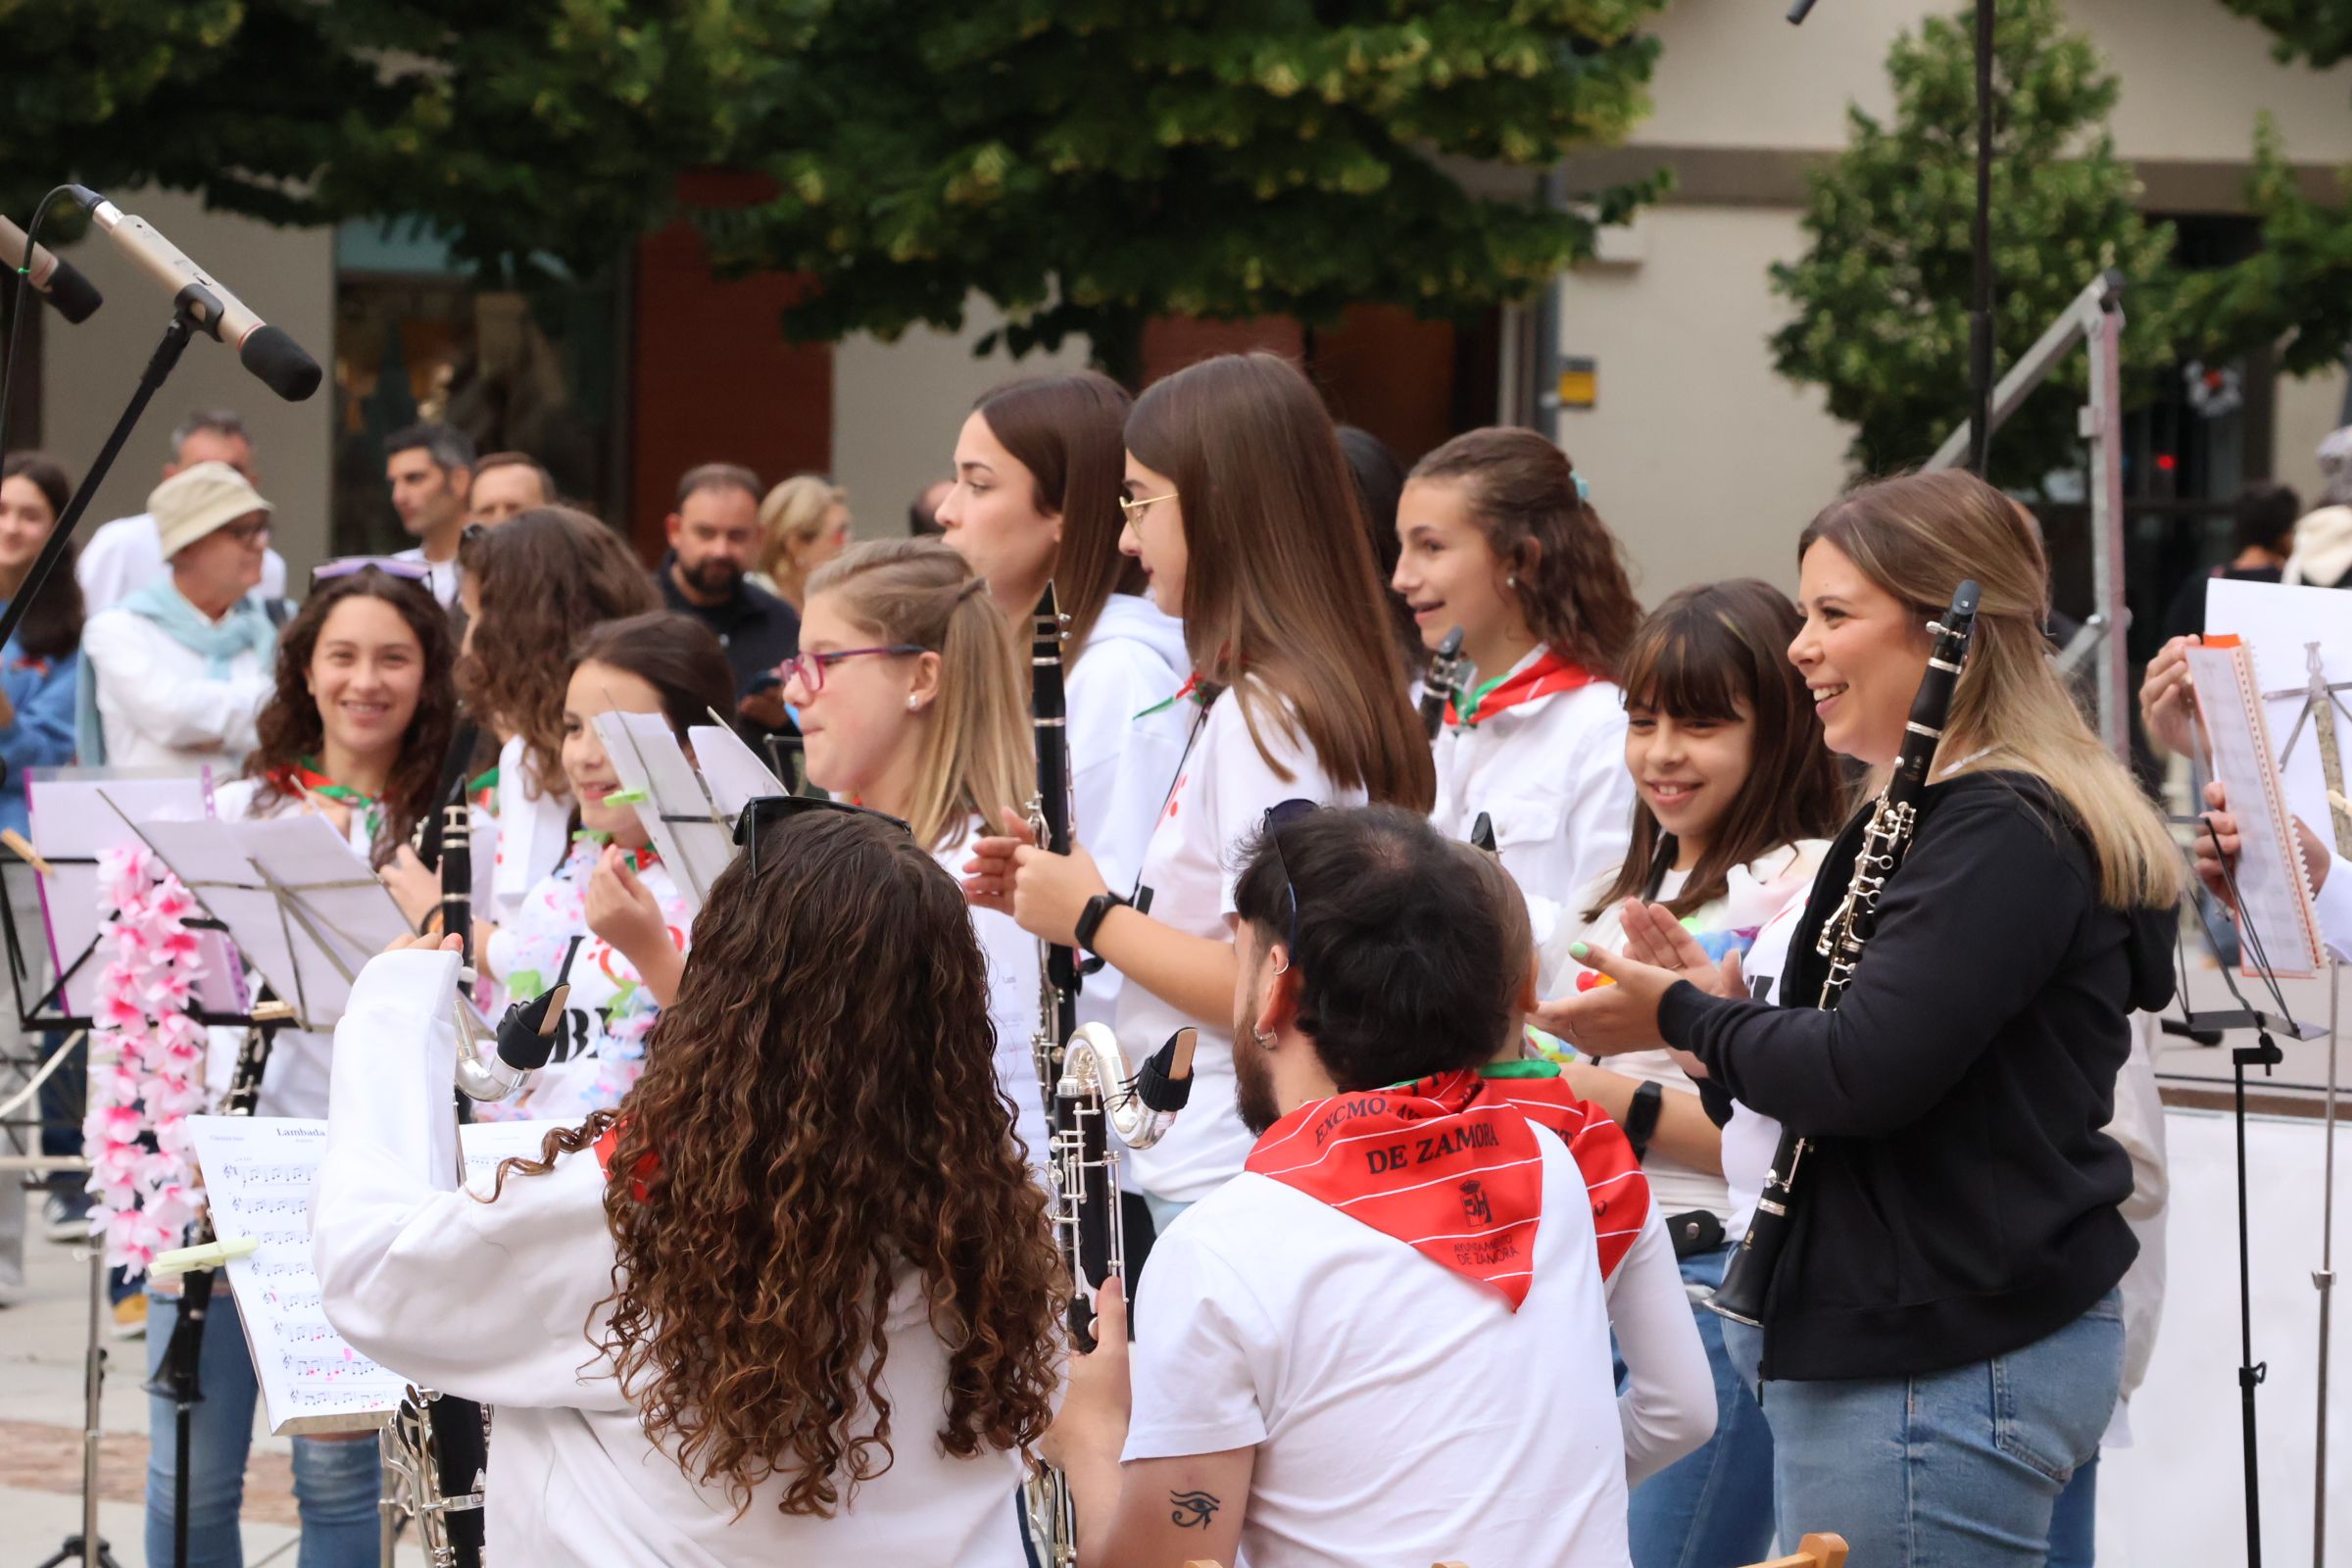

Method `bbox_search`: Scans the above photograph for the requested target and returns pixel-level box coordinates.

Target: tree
[697,0,1672,380]
[1768,0,2178,484]
[2174,5,2352,376]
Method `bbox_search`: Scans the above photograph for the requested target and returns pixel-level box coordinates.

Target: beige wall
[1639,0,2352,165]
[829,300,1094,539]
[1553,205,1849,605]
[37,186,335,584]
[2275,365,2350,506]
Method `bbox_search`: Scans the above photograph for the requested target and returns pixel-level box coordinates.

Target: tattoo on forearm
[1169,1489,1221,1528]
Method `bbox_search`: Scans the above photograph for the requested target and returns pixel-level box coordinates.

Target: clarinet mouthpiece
[1133,1027,1197,1113]
[496,984,570,1071]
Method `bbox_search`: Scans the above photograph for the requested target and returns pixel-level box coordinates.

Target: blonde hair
[806,538,1034,854]
[1801,470,2182,910]
[759,475,850,604]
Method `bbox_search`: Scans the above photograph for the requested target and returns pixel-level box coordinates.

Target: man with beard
[656,463,801,736]
[1044,804,1708,1568]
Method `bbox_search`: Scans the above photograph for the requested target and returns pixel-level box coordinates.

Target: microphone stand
[0,303,200,655]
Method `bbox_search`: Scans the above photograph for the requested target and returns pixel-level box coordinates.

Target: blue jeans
[1626,1241,1777,1568]
[2046,1452,2098,1568]
[145,1288,382,1568]
[1763,1291,2123,1567]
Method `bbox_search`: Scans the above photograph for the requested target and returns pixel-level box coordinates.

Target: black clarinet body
[1419,625,1467,741]
[1033,583,1079,1001]
[438,794,471,967]
[1707,579,1981,1328]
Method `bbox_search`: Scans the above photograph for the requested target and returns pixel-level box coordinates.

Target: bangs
[1618,614,1750,724]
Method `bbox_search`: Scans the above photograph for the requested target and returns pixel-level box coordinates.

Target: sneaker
[111,1293,147,1340]
[41,1192,92,1243]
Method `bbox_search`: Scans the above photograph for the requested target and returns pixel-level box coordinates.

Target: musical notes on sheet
[186,1115,408,1431]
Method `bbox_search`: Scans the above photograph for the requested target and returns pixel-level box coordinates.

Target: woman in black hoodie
[1540,469,2181,1566]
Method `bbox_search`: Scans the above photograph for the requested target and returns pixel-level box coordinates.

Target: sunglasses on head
[311,556,432,589]
[733,793,911,876]
[1262,798,1319,955]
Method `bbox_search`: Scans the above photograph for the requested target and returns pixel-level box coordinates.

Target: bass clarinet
[1707,578,1981,1328]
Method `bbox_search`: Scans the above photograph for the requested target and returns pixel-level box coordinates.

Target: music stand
[592,710,734,913]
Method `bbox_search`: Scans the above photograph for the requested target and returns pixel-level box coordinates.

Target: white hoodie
[1064,592,1194,1031]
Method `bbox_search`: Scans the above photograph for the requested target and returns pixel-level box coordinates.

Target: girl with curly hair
[454,507,660,922]
[314,806,1064,1564]
[1393,427,1644,947]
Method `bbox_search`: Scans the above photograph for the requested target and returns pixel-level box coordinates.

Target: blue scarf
[74,582,276,763]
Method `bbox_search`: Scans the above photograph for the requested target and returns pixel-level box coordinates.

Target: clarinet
[1707,579,1981,1329]
[1025,1025,1196,1566]
[1420,625,1468,740]
[437,786,472,967]
[1026,582,1082,1153]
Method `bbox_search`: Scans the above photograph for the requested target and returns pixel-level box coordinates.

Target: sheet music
[2186,641,2326,979]
[189,1114,571,1435]
[25,768,245,1018]
[687,723,787,816]
[2203,578,2352,843]
[594,710,735,912]
[126,813,406,1030]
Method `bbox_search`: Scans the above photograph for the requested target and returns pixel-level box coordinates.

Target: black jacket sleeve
[1657,787,2096,1138]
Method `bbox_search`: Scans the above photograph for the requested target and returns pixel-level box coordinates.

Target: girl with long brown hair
[1396,426,1645,943]
[1540,469,2181,1567]
[482,611,733,1123]
[1542,578,1844,1568]
[785,537,1048,1165]
[314,806,1063,1563]
[966,351,1433,1230]
[454,507,661,922]
[936,371,1193,1029]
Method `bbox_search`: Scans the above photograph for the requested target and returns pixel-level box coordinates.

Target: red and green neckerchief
[572,829,662,875]
[467,764,499,812]
[1475,1059,1648,1282]
[280,758,384,842]
[1446,649,1598,729]
[1134,669,1216,720]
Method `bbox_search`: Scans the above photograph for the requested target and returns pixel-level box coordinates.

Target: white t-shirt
[314,950,1028,1567]
[1116,681,1365,1204]
[1064,593,1193,1034]
[487,733,575,924]
[937,818,1051,1176]
[1126,1124,1633,1568]
[391,545,461,610]
[1433,653,1634,953]
[1552,842,1828,1223]
[81,606,272,770]
[77,511,287,614]
[1717,894,1807,1243]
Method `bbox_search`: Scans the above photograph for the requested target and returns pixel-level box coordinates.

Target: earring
[1252,1028,1274,1046]
[1506,574,1518,588]
[906,695,919,711]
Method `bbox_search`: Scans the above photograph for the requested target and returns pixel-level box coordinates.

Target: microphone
[0,216,101,323]
[63,185,321,402]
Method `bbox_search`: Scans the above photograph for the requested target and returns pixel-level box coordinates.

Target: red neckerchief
[592,1119,659,1203]
[1245,1070,1545,1309]
[1475,1065,1649,1282]
[1446,648,1598,728]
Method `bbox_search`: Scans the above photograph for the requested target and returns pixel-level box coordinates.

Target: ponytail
[807,539,1035,852]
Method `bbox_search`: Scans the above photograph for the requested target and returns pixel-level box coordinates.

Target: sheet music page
[131,814,406,1030]
[190,1115,574,1435]
[2202,578,2352,843]
[2185,642,2326,979]
[593,710,735,912]
[26,769,228,1016]
[687,723,787,816]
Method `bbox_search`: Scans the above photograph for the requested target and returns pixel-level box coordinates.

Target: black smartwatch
[1622,1080,1664,1163]
[1074,891,1131,962]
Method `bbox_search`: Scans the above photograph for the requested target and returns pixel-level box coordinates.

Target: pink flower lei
[82,844,209,1277]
